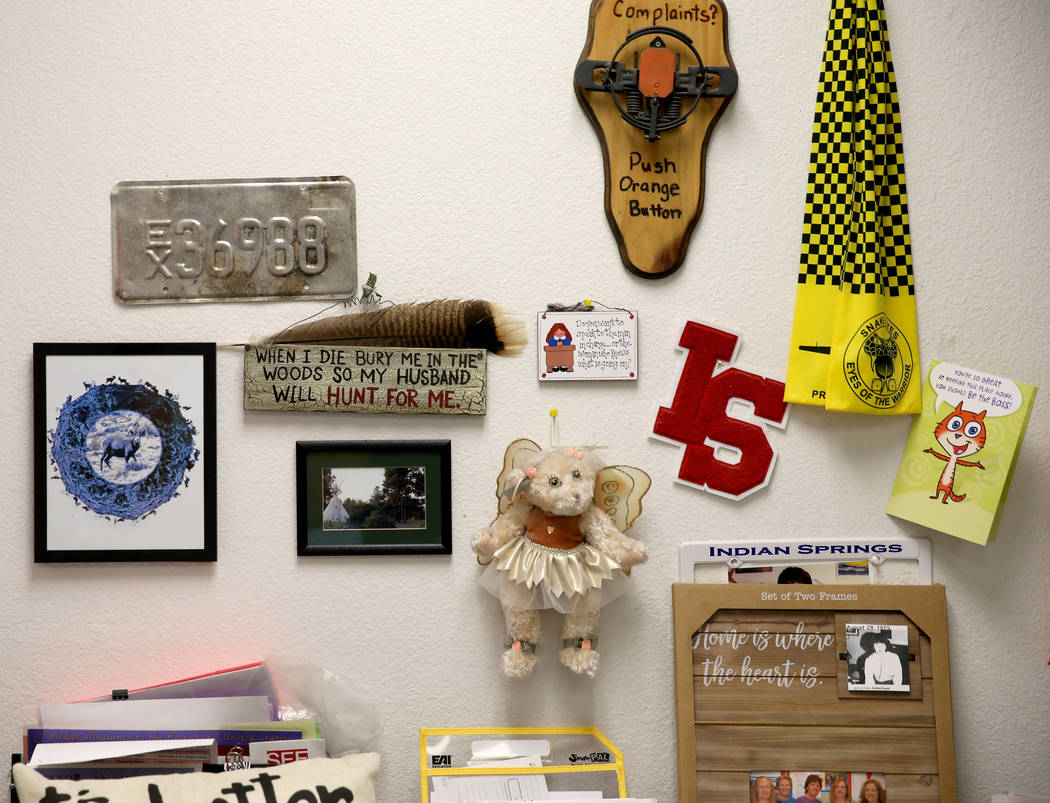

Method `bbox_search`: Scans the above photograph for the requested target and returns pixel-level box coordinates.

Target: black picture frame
[297,440,452,556]
[34,342,217,562]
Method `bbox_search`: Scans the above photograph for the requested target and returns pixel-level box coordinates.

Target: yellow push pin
[549,408,559,448]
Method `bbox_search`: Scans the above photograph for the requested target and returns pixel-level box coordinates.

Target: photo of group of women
[749,771,888,802]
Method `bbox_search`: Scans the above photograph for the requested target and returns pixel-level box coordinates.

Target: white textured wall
[2,2,1048,801]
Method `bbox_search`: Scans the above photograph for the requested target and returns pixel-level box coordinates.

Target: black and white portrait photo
[846,623,910,692]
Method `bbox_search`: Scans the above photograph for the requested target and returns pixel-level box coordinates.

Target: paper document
[233,720,321,739]
[248,738,325,766]
[471,739,552,761]
[30,739,217,766]
[77,662,277,716]
[430,773,548,802]
[468,756,543,768]
[40,696,272,730]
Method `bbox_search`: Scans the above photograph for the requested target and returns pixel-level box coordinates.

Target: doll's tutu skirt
[478,536,631,613]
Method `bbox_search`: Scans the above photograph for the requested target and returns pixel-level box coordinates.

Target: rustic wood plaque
[673,583,956,803]
[574,0,736,278]
[244,344,485,414]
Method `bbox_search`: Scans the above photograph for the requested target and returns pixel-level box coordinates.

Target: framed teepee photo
[296,440,451,556]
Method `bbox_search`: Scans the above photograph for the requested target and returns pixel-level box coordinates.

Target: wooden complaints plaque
[574,0,736,278]
[673,583,956,802]
[244,344,486,415]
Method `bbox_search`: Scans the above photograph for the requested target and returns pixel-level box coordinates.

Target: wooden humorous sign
[673,583,956,803]
[574,0,737,278]
[243,344,486,414]
[537,309,639,381]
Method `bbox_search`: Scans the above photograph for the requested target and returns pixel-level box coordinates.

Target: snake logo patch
[843,314,914,409]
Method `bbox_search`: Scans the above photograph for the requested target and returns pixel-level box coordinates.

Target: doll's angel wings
[594,465,651,531]
[495,438,543,514]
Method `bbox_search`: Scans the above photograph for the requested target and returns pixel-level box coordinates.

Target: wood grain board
[574,0,735,277]
[692,678,936,727]
[673,584,956,803]
[243,344,485,414]
[692,609,929,702]
[695,725,939,772]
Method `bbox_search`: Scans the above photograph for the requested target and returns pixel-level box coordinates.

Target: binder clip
[224,746,251,771]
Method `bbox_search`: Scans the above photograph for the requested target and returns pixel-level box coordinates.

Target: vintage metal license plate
[112,176,356,303]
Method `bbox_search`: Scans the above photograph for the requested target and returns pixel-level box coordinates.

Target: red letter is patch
[653,321,789,499]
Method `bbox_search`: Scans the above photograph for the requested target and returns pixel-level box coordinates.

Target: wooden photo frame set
[672,583,956,803]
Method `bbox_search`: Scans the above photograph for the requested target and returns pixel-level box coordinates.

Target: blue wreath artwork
[50,381,198,521]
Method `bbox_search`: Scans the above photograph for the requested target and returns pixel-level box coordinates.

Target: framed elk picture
[33,342,216,562]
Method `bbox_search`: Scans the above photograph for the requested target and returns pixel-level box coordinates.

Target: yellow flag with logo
[785,0,920,414]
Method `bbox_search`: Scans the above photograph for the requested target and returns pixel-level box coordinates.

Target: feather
[263,299,525,356]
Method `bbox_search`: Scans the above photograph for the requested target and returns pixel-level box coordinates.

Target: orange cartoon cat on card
[924,402,987,503]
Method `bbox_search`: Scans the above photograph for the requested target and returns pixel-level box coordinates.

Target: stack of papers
[75,661,278,714]
[430,771,653,802]
[30,739,219,770]
[430,773,549,802]
[40,696,273,730]
[420,727,639,803]
[21,664,322,780]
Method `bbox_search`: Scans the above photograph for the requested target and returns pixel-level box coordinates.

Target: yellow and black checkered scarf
[785,0,920,414]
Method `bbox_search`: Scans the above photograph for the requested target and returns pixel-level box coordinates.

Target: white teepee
[323,494,349,525]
